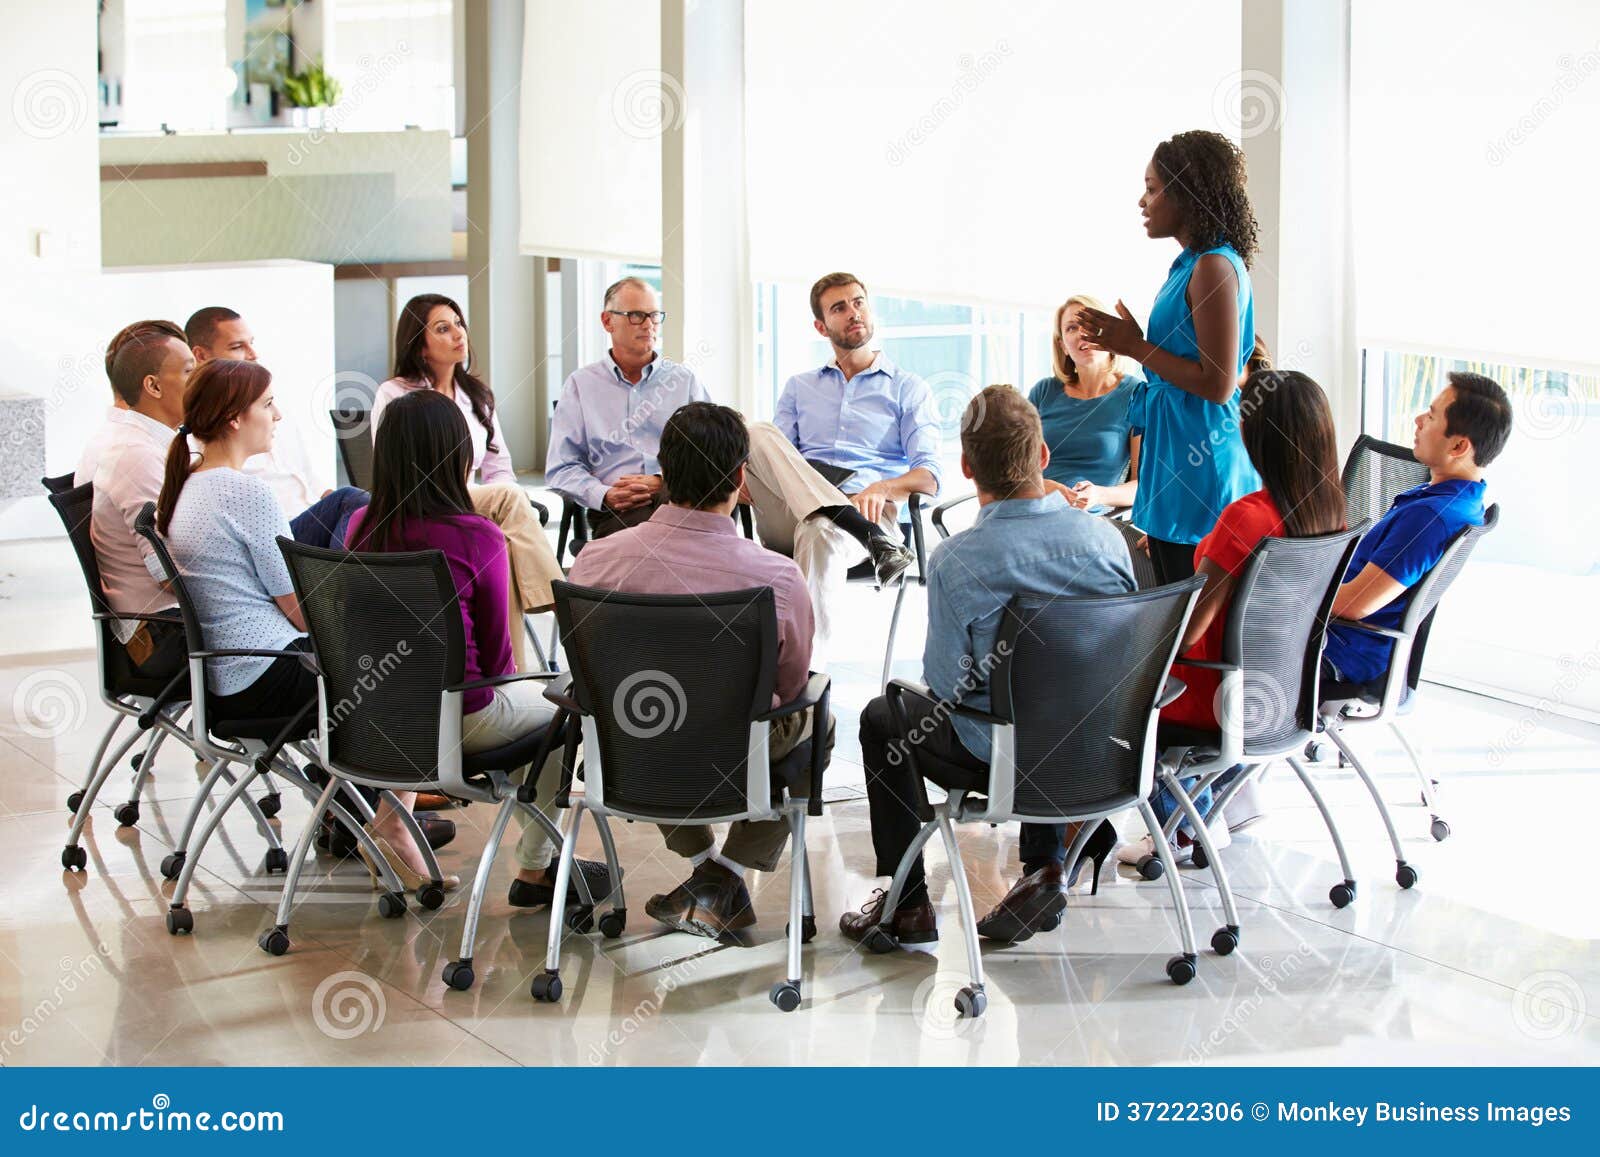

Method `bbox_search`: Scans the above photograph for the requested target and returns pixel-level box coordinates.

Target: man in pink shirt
[73,326,193,677]
[568,402,826,940]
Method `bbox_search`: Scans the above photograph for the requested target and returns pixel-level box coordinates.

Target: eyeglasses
[605,309,667,326]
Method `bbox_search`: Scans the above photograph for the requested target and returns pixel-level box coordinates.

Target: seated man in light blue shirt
[839,385,1136,951]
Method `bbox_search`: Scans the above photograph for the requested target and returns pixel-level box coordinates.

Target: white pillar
[1242,0,1360,456]
[660,0,755,413]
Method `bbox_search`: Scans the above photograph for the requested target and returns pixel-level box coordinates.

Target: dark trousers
[123,609,187,682]
[860,692,987,910]
[1147,535,1198,584]
[209,636,318,721]
[588,497,662,540]
[289,486,370,550]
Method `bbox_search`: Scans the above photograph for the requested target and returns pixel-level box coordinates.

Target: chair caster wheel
[787,916,817,944]
[565,905,594,934]
[1138,854,1164,881]
[1191,842,1209,870]
[863,926,898,955]
[1329,881,1356,909]
[1166,954,1197,985]
[1430,818,1450,842]
[263,847,288,874]
[770,982,803,1012]
[113,802,139,827]
[61,845,87,871]
[530,971,562,1002]
[166,907,194,935]
[597,910,626,939]
[257,793,282,819]
[160,851,186,880]
[416,884,445,911]
[1305,739,1333,763]
[258,927,290,956]
[954,986,987,1018]
[1211,926,1239,956]
[67,790,85,814]
[131,752,144,771]
[1396,863,1418,889]
[377,891,406,919]
[442,960,475,991]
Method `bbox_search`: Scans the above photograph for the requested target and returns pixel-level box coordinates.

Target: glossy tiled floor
[2,533,1597,1066]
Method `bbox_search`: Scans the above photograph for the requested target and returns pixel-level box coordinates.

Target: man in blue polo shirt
[1325,372,1513,685]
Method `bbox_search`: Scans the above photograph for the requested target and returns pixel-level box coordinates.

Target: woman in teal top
[1080,129,1263,582]
[1027,293,1145,514]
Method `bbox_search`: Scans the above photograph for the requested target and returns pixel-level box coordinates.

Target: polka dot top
[156,467,303,696]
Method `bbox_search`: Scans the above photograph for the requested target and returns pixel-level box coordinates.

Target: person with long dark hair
[373,293,562,672]
[157,360,453,889]
[1077,129,1263,583]
[1116,369,1347,866]
[345,390,612,907]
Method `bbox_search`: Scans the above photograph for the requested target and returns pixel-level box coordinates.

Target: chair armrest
[1331,617,1407,640]
[1171,658,1235,672]
[91,610,181,625]
[755,672,831,723]
[137,669,192,729]
[541,671,581,714]
[931,492,978,539]
[191,648,321,673]
[1157,676,1188,709]
[886,677,1007,725]
[527,495,550,527]
[448,670,560,694]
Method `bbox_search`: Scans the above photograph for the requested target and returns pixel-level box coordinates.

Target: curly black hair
[1152,130,1259,267]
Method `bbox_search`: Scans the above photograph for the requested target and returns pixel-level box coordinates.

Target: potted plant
[280,59,341,129]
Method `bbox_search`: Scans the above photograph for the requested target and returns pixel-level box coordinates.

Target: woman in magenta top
[346,390,611,907]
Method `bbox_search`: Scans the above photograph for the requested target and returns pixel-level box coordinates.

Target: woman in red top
[1123,369,1345,861]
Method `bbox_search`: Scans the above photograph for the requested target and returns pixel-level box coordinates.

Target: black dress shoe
[975,863,1068,942]
[507,859,616,907]
[416,812,455,851]
[839,888,939,946]
[644,860,756,939]
[868,537,915,588]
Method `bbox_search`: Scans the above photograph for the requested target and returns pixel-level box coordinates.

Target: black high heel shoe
[1065,819,1118,895]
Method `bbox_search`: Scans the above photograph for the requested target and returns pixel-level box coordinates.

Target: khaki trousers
[461,678,562,872]
[468,483,564,673]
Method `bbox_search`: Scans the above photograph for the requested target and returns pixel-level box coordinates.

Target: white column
[660,0,755,413]
[1242,0,1360,456]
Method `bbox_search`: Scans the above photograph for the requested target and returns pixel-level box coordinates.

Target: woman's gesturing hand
[1076,300,1146,359]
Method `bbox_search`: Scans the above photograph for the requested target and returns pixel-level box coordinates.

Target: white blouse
[371,376,516,485]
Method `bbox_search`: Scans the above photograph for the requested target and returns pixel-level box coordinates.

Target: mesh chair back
[1397,503,1499,692]
[133,504,209,658]
[42,472,75,496]
[1109,517,1160,589]
[1342,435,1427,528]
[992,578,1203,817]
[330,410,375,491]
[553,580,778,820]
[279,539,465,786]
[1222,527,1366,752]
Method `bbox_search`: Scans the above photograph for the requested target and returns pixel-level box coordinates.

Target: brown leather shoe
[644,860,756,939]
[413,792,458,811]
[839,888,938,948]
[975,864,1068,943]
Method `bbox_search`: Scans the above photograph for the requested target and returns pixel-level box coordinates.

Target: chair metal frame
[534,581,831,1012]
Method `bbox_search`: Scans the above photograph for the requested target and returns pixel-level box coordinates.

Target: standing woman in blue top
[1079,129,1262,582]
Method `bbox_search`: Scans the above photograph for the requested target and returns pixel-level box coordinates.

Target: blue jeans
[1152,764,1244,836]
[289,487,370,549]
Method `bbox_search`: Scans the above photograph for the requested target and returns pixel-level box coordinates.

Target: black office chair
[1308,505,1501,901]
[270,540,608,974]
[840,491,930,688]
[42,471,75,496]
[1343,434,1429,529]
[47,481,199,866]
[133,504,394,936]
[1137,527,1365,944]
[868,578,1206,1015]
[535,581,832,1012]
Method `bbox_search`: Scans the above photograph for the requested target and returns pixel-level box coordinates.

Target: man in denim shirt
[841,386,1135,950]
